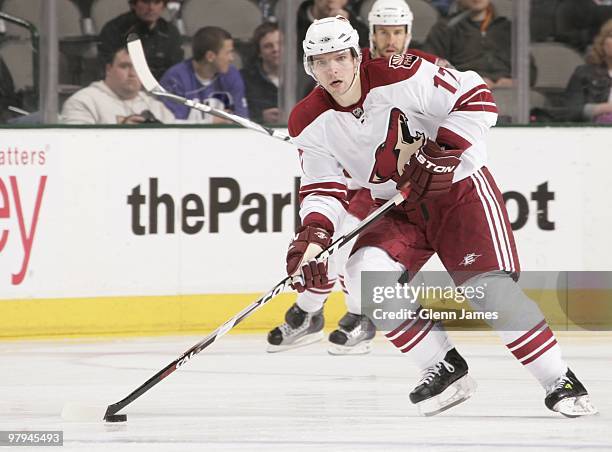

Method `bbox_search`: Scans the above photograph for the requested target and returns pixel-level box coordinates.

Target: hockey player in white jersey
[267,0,443,355]
[276,15,597,417]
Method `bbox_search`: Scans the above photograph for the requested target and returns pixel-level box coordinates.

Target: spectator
[241,22,281,124]
[563,18,612,123]
[61,46,174,124]
[160,26,249,122]
[0,55,19,123]
[296,0,369,97]
[423,0,534,88]
[98,0,183,80]
[555,0,612,53]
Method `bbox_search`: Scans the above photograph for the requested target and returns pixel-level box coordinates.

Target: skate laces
[419,359,455,385]
[339,316,363,338]
[344,323,362,338]
[548,375,573,394]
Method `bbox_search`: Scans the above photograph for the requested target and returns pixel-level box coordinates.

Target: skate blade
[266,331,324,353]
[327,340,373,356]
[553,395,599,418]
[416,375,477,417]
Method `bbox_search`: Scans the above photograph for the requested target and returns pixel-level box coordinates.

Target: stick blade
[126,36,166,93]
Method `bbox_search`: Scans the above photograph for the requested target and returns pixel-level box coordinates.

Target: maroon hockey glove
[397,139,463,202]
[286,225,332,293]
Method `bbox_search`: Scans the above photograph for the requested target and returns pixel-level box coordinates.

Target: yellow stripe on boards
[0,290,609,340]
[0,293,346,340]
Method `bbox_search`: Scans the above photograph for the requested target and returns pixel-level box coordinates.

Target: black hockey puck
[104,414,127,423]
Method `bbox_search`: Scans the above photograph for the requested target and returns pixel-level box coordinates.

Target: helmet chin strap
[345,65,360,93]
[403,35,412,52]
[335,62,361,105]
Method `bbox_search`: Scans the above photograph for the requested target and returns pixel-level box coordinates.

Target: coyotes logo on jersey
[369,108,426,184]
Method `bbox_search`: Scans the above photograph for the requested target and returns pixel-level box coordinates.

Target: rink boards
[0,126,610,338]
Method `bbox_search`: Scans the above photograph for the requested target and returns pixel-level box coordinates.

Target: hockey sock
[385,308,455,369]
[502,320,567,388]
[462,272,567,387]
[346,246,453,368]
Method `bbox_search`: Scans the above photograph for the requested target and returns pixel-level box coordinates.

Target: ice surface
[1,331,610,451]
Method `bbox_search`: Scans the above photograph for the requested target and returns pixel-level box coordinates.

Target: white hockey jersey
[288,54,498,232]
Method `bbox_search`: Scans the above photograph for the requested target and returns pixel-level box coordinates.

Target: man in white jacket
[61,46,175,124]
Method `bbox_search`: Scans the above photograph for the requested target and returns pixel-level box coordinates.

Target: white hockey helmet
[368,0,414,54]
[303,15,362,80]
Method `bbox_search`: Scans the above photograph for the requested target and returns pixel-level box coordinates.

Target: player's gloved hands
[397,139,463,202]
[286,225,332,292]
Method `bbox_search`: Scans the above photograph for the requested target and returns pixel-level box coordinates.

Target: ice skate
[267,304,324,352]
[409,348,477,416]
[545,368,598,417]
[328,312,376,355]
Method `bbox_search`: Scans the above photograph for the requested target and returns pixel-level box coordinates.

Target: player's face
[259,30,281,69]
[373,25,410,60]
[311,49,358,95]
[132,0,165,25]
[105,50,141,100]
[212,39,235,74]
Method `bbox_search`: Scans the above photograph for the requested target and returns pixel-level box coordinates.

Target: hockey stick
[99,191,406,422]
[126,34,290,142]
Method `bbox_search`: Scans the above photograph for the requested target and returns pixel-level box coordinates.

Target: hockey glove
[286,225,332,293]
[397,139,463,202]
